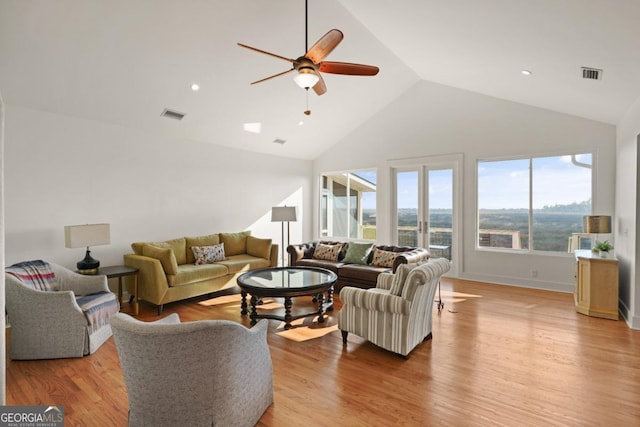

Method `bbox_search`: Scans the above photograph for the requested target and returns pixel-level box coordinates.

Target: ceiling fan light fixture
[294,67,319,89]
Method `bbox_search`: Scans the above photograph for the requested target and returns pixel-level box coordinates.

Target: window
[477,154,592,252]
[320,170,376,240]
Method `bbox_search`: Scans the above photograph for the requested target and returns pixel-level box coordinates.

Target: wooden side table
[99,265,139,316]
[574,250,619,320]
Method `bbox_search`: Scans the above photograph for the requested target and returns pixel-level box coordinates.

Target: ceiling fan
[237,0,379,96]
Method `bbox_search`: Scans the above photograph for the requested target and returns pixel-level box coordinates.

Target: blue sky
[396,169,453,210]
[478,154,592,209]
[357,153,591,211]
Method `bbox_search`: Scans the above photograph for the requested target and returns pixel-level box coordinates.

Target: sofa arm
[53,265,110,295]
[269,244,279,267]
[124,254,169,305]
[287,242,316,266]
[393,248,430,272]
[340,286,410,315]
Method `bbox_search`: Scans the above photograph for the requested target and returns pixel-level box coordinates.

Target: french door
[392,155,460,275]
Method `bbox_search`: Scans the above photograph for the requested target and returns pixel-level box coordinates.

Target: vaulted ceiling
[1,0,639,160]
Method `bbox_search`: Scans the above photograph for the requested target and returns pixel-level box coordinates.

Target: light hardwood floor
[6,278,640,426]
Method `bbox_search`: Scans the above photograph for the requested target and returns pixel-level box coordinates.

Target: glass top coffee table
[237,267,338,330]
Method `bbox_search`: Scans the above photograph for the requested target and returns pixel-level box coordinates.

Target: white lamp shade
[64,224,111,248]
[293,69,319,89]
[271,206,297,222]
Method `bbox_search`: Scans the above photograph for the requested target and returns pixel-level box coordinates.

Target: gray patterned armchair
[338,258,451,357]
[110,313,273,427]
[5,261,119,360]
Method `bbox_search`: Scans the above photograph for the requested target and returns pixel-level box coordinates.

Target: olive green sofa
[124,231,277,314]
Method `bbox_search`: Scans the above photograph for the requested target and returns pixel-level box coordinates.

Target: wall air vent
[160,108,186,120]
[581,67,603,80]
[272,138,287,145]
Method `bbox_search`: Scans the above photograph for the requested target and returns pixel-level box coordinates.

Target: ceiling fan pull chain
[304,88,311,115]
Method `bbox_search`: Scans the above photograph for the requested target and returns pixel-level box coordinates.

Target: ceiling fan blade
[237,43,297,64]
[305,29,343,64]
[250,68,295,85]
[312,73,327,96]
[318,61,379,76]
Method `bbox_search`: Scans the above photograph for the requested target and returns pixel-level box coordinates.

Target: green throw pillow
[142,244,179,275]
[342,242,373,265]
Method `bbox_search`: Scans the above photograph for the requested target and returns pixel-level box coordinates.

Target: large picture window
[320,170,376,240]
[477,154,592,252]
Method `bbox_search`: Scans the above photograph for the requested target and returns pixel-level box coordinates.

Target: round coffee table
[237,267,338,330]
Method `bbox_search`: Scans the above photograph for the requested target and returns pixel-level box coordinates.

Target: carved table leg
[317,292,325,323]
[250,295,258,326]
[326,286,334,312]
[284,297,293,330]
[240,290,248,315]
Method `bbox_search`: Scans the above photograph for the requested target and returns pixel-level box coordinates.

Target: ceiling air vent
[581,67,602,81]
[160,108,186,120]
[272,138,286,145]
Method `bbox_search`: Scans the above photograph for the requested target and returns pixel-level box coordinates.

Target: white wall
[3,106,312,271]
[616,95,640,327]
[1,91,6,404]
[314,80,616,292]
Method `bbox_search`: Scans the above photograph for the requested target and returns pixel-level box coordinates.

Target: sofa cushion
[342,242,373,265]
[151,238,187,265]
[167,263,230,287]
[246,236,272,259]
[220,231,251,256]
[339,264,390,284]
[295,258,343,274]
[313,243,343,262]
[370,247,399,268]
[191,243,226,265]
[186,234,220,264]
[142,244,179,275]
[216,254,272,274]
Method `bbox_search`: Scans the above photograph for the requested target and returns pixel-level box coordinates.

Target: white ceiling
[1,0,639,160]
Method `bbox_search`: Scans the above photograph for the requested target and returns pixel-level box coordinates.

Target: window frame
[318,168,377,241]
[476,151,594,254]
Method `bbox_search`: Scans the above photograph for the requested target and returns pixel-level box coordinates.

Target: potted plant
[595,240,614,257]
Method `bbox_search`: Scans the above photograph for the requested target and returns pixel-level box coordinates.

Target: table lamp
[64,223,111,274]
[583,215,611,252]
[271,206,297,266]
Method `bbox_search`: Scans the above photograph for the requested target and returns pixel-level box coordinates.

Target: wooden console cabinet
[574,249,619,320]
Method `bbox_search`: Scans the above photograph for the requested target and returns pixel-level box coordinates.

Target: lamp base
[77,249,100,275]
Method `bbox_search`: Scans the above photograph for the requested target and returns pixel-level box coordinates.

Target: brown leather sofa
[287,241,430,291]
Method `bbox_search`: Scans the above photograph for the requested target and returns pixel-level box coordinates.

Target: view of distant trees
[364,199,591,252]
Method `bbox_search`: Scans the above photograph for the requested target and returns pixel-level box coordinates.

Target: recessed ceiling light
[298,121,304,126]
[243,122,262,134]
[191,83,200,91]
[521,70,532,76]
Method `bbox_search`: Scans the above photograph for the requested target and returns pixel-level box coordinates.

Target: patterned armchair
[338,258,451,357]
[110,313,273,427]
[5,260,119,360]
